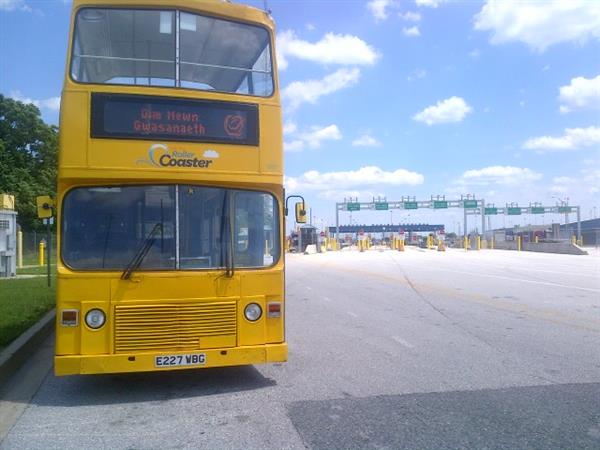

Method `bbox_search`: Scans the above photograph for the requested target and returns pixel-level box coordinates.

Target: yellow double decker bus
[54,0,288,375]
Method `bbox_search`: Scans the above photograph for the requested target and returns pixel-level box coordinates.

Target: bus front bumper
[54,343,287,376]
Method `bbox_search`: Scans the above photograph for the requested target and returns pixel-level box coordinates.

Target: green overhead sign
[375,202,389,211]
[463,200,478,209]
[433,201,448,209]
[346,203,360,211]
[484,207,498,215]
[558,206,573,213]
[531,207,545,214]
[403,202,418,210]
[507,207,521,215]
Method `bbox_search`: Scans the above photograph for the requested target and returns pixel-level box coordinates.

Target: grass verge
[16,265,54,276]
[0,277,55,349]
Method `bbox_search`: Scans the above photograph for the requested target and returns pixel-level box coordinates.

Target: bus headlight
[85,309,106,329]
[244,303,262,322]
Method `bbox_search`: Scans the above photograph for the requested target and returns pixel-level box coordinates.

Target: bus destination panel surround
[91,94,259,145]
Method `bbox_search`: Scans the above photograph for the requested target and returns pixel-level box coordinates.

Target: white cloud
[413,96,472,125]
[0,0,31,12]
[352,134,381,147]
[282,67,361,110]
[305,23,315,31]
[415,0,446,8]
[582,167,600,194]
[284,140,305,153]
[407,69,427,81]
[522,126,600,152]
[402,26,421,37]
[474,0,600,52]
[399,11,421,22]
[302,125,342,149]
[284,124,342,152]
[460,166,542,186]
[367,0,397,21]
[283,121,297,135]
[550,176,577,194]
[468,49,481,58]
[277,30,379,70]
[558,74,600,113]
[285,166,424,195]
[9,90,61,111]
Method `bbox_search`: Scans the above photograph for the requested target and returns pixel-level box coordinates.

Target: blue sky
[1,0,599,233]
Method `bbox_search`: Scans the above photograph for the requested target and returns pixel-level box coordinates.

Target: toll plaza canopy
[328,224,444,234]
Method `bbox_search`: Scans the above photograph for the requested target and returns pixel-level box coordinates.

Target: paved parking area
[1,248,599,449]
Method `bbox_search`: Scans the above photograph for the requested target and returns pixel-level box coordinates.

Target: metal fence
[21,231,57,265]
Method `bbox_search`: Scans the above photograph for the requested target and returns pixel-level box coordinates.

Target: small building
[290,225,318,253]
[0,194,17,278]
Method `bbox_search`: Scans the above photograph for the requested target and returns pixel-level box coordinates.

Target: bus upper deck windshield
[71,8,274,96]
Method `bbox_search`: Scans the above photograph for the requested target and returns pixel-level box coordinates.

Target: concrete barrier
[304,244,317,255]
[493,241,588,255]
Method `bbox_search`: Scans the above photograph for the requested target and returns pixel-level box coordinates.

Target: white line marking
[426,267,600,293]
[391,336,414,348]
[323,297,332,302]
[347,311,358,318]
[426,258,599,279]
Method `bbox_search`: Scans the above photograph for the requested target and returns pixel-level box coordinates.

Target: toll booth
[0,194,17,278]
[291,225,318,253]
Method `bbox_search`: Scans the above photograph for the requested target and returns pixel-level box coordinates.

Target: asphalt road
[1,247,600,449]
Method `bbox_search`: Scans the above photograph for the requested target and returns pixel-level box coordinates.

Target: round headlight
[85,309,106,329]
[244,303,262,322]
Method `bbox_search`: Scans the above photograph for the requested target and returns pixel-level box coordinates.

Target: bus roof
[71,0,275,31]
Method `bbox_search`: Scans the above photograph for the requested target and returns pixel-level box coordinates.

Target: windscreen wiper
[121,222,163,280]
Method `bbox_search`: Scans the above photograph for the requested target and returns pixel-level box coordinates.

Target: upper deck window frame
[69,6,276,98]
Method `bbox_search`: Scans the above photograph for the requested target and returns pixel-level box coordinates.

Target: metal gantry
[335,196,582,241]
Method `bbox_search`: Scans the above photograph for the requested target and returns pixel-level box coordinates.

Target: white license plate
[155,353,206,368]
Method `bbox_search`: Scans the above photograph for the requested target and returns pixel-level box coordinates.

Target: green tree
[0,94,58,231]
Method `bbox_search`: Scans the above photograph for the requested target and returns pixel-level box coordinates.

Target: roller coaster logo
[136,144,219,169]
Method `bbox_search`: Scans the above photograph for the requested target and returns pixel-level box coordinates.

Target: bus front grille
[114,302,237,353]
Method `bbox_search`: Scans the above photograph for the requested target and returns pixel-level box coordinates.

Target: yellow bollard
[477,235,481,251]
[437,238,445,252]
[491,237,494,250]
[517,236,521,252]
[39,241,46,266]
[535,235,539,244]
[577,238,583,246]
[17,230,23,269]
[571,235,576,245]
[399,239,405,252]
[464,236,469,251]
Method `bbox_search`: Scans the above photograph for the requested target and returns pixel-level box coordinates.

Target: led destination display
[91,93,259,145]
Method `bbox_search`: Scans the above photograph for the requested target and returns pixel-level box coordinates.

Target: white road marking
[425,258,599,279]
[422,267,600,293]
[391,336,414,348]
[347,311,358,318]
